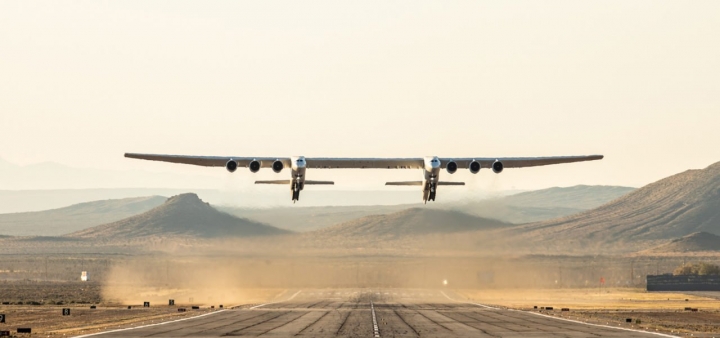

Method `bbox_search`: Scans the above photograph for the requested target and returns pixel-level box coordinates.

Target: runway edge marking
[72,290,303,338]
[440,291,679,338]
[249,290,302,309]
[439,291,495,309]
[71,310,228,338]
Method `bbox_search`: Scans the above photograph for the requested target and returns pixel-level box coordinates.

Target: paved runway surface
[83,289,670,338]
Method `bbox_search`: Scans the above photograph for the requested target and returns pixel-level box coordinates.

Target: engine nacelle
[492,160,504,174]
[226,160,238,173]
[469,160,481,174]
[249,160,260,173]
[446,161,458,174]
[272,160,284,173]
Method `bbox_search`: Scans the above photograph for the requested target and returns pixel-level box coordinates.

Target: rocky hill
[520,161,720,251]
[312,208,509,239]
[69,193,288,239]
[452,185,635,224]
[644,232,720,254]
[223,185,634,232]
[0,196,166,236]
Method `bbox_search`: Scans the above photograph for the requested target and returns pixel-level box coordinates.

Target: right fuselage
[422,156,441,203]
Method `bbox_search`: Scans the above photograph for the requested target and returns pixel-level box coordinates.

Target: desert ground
[0,164,718,337]
[0,254,719,337]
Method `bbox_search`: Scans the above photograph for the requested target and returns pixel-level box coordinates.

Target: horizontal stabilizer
[385,181,465,186]
[385,181,423,186]
[305,180,334,185]
[255,180,291,184]
[438,182,465,186]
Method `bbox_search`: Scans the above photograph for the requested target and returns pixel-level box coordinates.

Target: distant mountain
[450,185,635,224]
[644,232,720,254]
[521,161,720,251]
[308,208,509,240]
[0,188,437,214]
[0,196,166,236]
[70,193,289,239]
[502,185,636,210]
[291,208,511,253]
[222,185,634,232]
[221,204,414,232]
[0,189,224,214]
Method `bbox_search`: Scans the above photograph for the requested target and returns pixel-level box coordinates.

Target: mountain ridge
[69,193,289,239]
[0,196,167,236]
[519,161,720,251]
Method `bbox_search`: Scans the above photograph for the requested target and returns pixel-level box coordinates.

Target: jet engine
[249,160,260,173]
[492,160,504,174]
[446,161,458,174]
[469,160,481,174]
[226,160,238,173]
[272,160,284,173]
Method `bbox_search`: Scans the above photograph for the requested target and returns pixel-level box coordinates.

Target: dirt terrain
[0,304,215,336]
[0,281,281,336]
[459,288,720,337]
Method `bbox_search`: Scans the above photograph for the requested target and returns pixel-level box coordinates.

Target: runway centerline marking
[371,301,380,338]
[441,290,680,338]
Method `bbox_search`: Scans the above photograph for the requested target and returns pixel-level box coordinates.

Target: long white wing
[439,155,604,169]
[124,153,290,168]
[125,153,602,170]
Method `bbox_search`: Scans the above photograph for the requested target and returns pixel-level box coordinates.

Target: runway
[80,289,673,338]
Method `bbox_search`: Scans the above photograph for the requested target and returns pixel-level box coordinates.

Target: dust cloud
[99,237,691,306]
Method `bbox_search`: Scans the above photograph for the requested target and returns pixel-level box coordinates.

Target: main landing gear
[428,182,437,201]
[291,181,302,203]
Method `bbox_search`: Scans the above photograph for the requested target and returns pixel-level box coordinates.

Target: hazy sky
[1,1,719,191]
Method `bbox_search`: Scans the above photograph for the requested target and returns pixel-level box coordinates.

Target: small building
[647,274,720,291]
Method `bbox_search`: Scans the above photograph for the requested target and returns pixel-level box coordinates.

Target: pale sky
[1,1,719,192]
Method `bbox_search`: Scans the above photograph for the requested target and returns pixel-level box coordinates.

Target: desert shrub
[673,262,720,275]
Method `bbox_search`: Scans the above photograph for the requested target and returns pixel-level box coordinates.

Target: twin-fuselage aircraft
[125,153,603,203]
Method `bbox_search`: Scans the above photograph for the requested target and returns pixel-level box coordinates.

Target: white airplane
[125,153,603,203]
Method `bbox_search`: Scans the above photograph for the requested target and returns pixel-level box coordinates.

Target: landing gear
[291,181,301,203]
[423,180,437,203]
